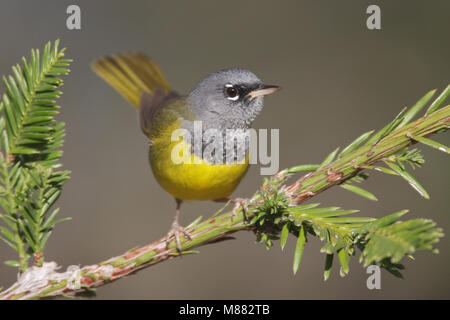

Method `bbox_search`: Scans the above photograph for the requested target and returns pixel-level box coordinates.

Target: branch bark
[0,105,448,300]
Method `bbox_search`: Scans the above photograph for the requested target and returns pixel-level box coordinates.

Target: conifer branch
[0,40,71,272]
[0,41,448,299]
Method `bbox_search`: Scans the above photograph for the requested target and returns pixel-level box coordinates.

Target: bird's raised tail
[92,53,171,108]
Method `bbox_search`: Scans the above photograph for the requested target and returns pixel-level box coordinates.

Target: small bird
[92,53,280,250]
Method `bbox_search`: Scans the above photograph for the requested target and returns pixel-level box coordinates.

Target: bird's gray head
[188,68,280,130]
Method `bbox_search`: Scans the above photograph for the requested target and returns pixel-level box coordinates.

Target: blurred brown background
[0,0,449,299]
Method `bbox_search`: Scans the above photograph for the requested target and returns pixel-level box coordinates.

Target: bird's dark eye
[224,84,239,101]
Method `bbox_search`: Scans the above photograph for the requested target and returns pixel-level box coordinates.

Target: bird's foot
[165,219,192,252]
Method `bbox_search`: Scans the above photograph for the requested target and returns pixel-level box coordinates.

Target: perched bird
[92,53,280,250]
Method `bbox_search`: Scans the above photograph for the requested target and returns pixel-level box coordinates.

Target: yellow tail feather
[92,53,171,108]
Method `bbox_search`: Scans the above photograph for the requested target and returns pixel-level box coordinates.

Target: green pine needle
[280,223,289,250]
[397,89,436,129]
[425,84,450,116]
[318,147,340,169]
[339,130,374,158]
[293,224,306,275]
[337,247,350,277]
[340,183,378,201]
[411,135,450,154]
[385,161,430,199]
[323,253,333,281]
[288,164,320,174]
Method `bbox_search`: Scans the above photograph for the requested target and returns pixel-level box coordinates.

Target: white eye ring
[224,84,239,101]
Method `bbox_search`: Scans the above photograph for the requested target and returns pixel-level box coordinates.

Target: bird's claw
[165,220,192,252]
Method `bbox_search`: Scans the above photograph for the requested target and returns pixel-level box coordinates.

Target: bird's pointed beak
[246,84,281,99]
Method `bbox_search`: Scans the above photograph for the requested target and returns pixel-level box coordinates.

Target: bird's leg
[165,199,192,251]
[214,197,249,221]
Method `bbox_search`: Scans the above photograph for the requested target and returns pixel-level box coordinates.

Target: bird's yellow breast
[149,121,249,201]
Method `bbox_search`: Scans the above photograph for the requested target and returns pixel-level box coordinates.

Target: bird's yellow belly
[149,126,249,201]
